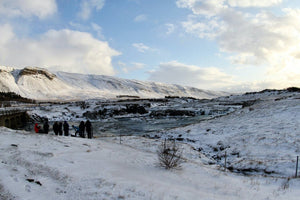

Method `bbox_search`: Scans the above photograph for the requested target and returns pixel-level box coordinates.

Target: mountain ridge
[0,66,229,100]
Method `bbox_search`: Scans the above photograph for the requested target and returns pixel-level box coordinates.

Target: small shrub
[281,177,291,190]
[157,139,183,170]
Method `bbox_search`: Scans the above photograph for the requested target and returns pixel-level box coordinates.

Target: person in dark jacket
[79,121,85,138]
[58,122,63,136]
[85,120,92,139]
[63,121,69,136]
[53,122,59,135]
[43,120,49,134]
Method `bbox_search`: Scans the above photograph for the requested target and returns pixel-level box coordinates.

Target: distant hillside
[0,66,228,101]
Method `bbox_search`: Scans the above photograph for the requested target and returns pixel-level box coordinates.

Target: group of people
[34,120,93,139]
[34,120,49,134]
[52,121,70,136]
[72,120,93,139]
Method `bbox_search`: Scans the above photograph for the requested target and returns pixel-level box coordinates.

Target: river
[27,115,210,137]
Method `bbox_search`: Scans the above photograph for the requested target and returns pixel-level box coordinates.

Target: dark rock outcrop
[150,109,196,117]
[19,67,56,80]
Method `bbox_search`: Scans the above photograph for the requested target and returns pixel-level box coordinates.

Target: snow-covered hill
[0,66,227,100]
[155,90,300,177]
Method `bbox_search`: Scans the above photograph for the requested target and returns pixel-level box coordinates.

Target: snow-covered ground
[1,89,300,199]
[1,128,300,200]
[155,91,300,177]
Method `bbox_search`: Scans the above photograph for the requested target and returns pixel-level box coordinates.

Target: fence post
[224,151,227,171]
[296,156,299,178]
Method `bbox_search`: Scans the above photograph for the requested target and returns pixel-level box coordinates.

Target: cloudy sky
[0,0,300,92]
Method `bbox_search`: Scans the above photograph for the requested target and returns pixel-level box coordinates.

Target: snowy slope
[1,128,300,200]
[0,66,228,100]
[0,66,21,94]
[158,91,300,177]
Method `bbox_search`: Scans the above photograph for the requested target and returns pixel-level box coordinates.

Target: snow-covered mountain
[0,66,227,101]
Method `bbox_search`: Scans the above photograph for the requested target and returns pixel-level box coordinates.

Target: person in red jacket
[34,123,41,133]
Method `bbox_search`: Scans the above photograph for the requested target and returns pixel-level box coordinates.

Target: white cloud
[177,0,300,89]
[148,61,235,90]
[219,8,300,75]
[91,22,105,40]
[0,0,57,19]
[79,0,105,20]
[0,24,15,45]
[147,61,300,92]
[134,14,147,22]
[165,23,176,35]
[0,24,120,75]
[176,0,227,17]
[266,63,300,89]
[132,43,151,53]
[181,15,220,39]
[228,0,282,8]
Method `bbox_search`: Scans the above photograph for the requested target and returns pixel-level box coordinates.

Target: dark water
[91,115,209,136]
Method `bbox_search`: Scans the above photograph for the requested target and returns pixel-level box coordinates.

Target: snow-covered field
[1,128,300,200]
[157,91,300,178]
[1,89,300,199]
